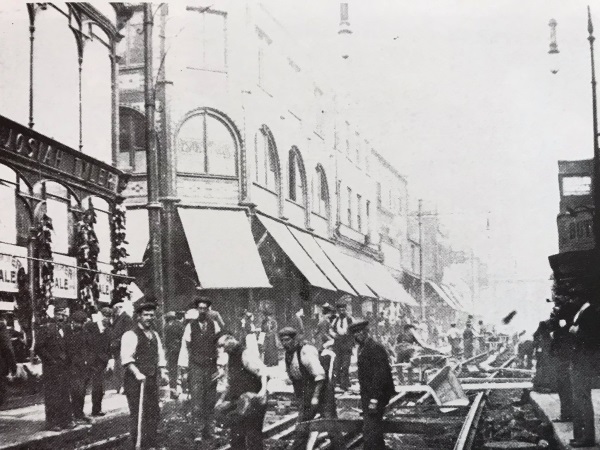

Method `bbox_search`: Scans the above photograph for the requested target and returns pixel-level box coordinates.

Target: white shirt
[177,319,222,368]
[286,344,325,382]
[330,316,351,337]
[120,325,167,368]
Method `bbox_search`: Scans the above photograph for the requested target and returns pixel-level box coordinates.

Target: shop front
[0,114,129,339]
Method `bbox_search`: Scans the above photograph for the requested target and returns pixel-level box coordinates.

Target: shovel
[135,380,146,450]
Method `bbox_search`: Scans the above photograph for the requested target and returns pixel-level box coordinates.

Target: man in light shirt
[215,331,268,450]
[121,302,168,450]
[177,297,221,442]
[279,327,343,450]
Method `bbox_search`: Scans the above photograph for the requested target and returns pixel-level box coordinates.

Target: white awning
[178,208,271,289]
[287,227,356,295]
[125,208,149,265]
[315,238,374,297]
[363,262,418,306]
[257,215,335,291]
[427,281,462,312]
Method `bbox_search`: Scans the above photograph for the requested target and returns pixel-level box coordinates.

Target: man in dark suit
[569,292,600,447]
[0,315,16,406]
[86,307,114,416]
[112,301,134,393]
[349,320,396,450]
[66,310,93,424]
[315,303,335,351]
[35,305,75,431]
[329,299,354,392]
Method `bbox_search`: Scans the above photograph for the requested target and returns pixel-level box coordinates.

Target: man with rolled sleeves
[177,297,221,442]
[121,302,168,450]
[349,320,396,450]
[279,327,343,450]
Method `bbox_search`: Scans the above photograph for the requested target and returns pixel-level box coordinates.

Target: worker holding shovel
[121,301,169,450]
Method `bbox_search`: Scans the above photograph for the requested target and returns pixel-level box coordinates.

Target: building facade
[0,4,129,335]
[117,2,416,332]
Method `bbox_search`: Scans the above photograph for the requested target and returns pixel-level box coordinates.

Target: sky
[263,0,598,285]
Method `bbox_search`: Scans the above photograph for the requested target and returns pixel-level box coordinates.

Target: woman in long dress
[261,311,279,367]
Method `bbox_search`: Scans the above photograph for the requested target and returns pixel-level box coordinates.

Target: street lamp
[587,7,600,252]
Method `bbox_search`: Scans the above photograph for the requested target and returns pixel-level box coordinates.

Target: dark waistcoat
[228,347,261,400]
[189,319,217,367]
[134,327,159,377]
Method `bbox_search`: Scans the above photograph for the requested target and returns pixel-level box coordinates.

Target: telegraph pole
[144,3,165,338]
[418,199,425,321]
[588,8,600,257]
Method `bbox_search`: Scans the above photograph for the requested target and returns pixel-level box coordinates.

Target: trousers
[333,349,352,390]
[189,364,217,436]
[555,356,573,420]
[363,407,386,450]
[124,373,160,449]
[43,363,73,427]
[69,367,90,419]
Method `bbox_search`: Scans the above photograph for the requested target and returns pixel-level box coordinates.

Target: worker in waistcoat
[280,327,343,450]
[121,302,168,450]
[178,296,221,442]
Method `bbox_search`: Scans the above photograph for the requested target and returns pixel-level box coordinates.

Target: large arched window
[313,165,330,218]
[255,126,280,192]
[288,148,307,206]
[118,107,146,172]
[176,109,238,176]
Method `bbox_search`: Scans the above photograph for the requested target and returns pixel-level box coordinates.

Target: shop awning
[179,208,271,289]
[125,208,150,265]
[362,262,418,306]
[440,284,469,313]
[287,227,356,295]
[426,281,462,311]
[257,215,335,291]
[315,238,374,297]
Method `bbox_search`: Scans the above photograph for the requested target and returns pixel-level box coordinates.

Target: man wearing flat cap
[178,296,221,442]
[315,304,336,351]
[121,302,168,449]
[35,305,75,431]
[349,320,396,450]
[279,327,343,450]
[85,306,115,416]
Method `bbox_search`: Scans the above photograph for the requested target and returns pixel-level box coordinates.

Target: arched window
[177,109,238,176]
[313,165,330,218]
[288,148,306,206]
[255,126,279,192]
[118,107,146,172]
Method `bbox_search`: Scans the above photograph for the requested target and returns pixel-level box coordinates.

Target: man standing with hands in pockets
[121,301,168,450]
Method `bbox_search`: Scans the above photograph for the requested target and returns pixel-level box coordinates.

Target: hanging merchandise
[36,213,54,318]
[111,199,130,304]
[75,200,99,313]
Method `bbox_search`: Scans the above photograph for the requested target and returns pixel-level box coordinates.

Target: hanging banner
[0,243,27,293]
[97,262,113,304]
[53,254,78,299]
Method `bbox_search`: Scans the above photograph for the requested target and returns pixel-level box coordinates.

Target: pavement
[0,389,130,450]
[530,391,600,450]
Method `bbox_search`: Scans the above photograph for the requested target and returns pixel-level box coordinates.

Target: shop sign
[53,254,78,299]
[557,211,595,253]
[97,262,113,304]
[0,116,121,193]
[0,243,27,293]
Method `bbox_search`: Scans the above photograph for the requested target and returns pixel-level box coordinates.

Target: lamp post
[588,7,600,257]
[418,199,425,321]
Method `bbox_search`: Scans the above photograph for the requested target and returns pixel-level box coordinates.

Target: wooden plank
[462,382,532,390]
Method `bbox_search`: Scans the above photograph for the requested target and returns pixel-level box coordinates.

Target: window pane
[255,131,265,183]
[47,199,69,254]
[562,176,591,196]
[0,184,16,244]
[267,145,278,190]
[96,211,111,263]
[289,155,296,200]
[206,115,236,176]
[177,114,206,173]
